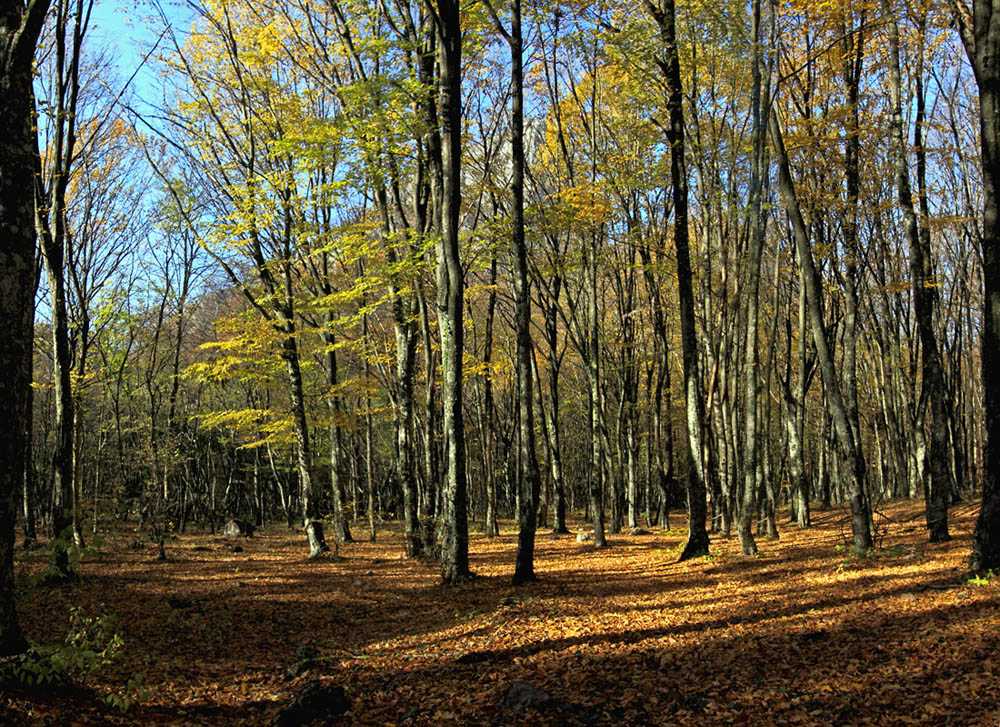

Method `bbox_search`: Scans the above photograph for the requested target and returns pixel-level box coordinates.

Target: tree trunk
[35,0,88,579]
[543,292,569,533]
[22,339,38,548]
[956,0,1000,570]
[395,289,421,557]
[647,0,709,560]
[738,0,771,556]
[0,0,49,655]
[482,256,499,539]
[282,327,329,559]
[770,113,873,551]
[883,2,950,542]
[586,242,607,548]
[434,0,471,584]
[325,326,352,543]
[509,0,541,585]
[839,13,866,532]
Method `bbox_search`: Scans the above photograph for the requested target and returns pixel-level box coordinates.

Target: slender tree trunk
[508,0,541,585]
[362,301,377,543]
[647,0,709,560]
[22,325,38,548]
[434,0,470,584]
[738,0,771,556]
[956,0,1000,570]
[395,287,421,557]
[639,237,675,531]
[325,325,352,543]
[282,326,328,558]
[42,238,74,576]
[793,269,811,526]
[70,326,89,548]
[36,0,88,579]
[482,257,499,539]
[771,114,873,550]
[883,2,950,542]
[840,14,866,524]
[586,241,607,548]
[543,295,569,533]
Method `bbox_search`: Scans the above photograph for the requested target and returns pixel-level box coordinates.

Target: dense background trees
[6,0,1000,594]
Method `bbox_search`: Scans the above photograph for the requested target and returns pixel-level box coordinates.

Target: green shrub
[35,534,105,584]
[1,606,147,712]
[967,570,995,587]
[6,607,121,687]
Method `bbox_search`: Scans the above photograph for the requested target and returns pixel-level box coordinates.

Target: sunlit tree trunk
[738,0,772,556]
[839,12,866,530]
[771,114,873,551]
[504,0,542,585]
[647,0,709,560]
[782,267,812,528]
[955,0,1000,570]
[883,0,950,542]
[639,236,675,530]
[433,0,471,584]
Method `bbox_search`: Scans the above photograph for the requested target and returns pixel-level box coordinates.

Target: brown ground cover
[2,501,998,726]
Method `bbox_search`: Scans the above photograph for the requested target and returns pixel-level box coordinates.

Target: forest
[2,0,1000,724]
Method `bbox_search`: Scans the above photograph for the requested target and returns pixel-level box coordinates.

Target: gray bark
[770,113,873,550]
[507,0,541,585]
[883,1,950,541]
[738,0,772,556]
[433,0,471,584]
[647,0,709,560]
[955,0,1000,570]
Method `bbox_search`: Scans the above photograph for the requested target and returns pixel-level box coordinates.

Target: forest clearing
[2,501,997,727]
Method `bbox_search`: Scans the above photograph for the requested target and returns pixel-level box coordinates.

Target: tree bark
[0,0,50,656]
[35,0,87,576]
[883,0,950,542]
[955,0,1000,570]
[647,0,709,560]
[508,0,542,585]
[770,113,873,550]
[433,0,471,584]
[325,325,352,544]
[738,0,771,556]
[282,326,329,559]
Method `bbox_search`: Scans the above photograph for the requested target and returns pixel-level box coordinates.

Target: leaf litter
[3,502,998,726]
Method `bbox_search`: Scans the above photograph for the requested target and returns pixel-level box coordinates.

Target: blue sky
[87,0,191,103]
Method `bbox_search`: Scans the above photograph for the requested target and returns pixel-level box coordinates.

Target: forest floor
[2,501,998,726]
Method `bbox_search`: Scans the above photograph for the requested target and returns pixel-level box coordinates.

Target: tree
[882,0,950,542]
[1,0,51,656]
[646,0,709,560]
[770,111,873,551]
[35,0,94,573]
[484,0,542,585]
[154,0,334,557]
[431,0,472,585]
[954,0,1000,570]
[737,0,773,556]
